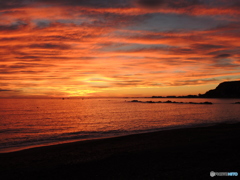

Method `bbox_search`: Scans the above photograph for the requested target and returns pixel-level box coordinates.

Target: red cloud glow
[0,0,239,97]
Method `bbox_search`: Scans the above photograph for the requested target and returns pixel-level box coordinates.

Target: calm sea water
[0,98,240,153]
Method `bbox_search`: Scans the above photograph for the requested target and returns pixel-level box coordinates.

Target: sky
[0,0,240,98]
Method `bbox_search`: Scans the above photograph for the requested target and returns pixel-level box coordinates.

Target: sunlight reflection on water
[0,98,240,152]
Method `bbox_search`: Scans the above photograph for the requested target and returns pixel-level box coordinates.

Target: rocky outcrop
[203,81,240,98]
[130,100,213,104]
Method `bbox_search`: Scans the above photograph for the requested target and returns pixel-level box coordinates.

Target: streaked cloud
[0,0,239,97]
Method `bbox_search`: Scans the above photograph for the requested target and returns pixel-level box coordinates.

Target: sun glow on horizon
[0,0,240,98]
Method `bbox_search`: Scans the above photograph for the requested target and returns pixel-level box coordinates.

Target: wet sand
[1,123,240,179]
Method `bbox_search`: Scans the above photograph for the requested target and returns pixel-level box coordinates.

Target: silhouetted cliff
[203,81,240,98]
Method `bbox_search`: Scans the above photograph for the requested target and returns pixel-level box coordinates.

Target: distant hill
[202,81,240,98]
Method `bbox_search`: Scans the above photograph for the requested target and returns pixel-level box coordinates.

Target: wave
[1,119,239,153]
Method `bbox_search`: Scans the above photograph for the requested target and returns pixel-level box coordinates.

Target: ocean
[0,98,240,153]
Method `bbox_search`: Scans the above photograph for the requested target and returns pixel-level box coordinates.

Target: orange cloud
[0,0,240,97]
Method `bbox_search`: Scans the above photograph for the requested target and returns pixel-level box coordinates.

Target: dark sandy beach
[1,123,240,180]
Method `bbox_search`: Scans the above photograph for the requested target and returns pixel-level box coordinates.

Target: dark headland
[202,81,240,98]
[152,80,240,98]
[1,123,240,179]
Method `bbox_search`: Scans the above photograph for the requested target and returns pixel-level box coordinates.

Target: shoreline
[0,121,225,154]
[1,122,240,179]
